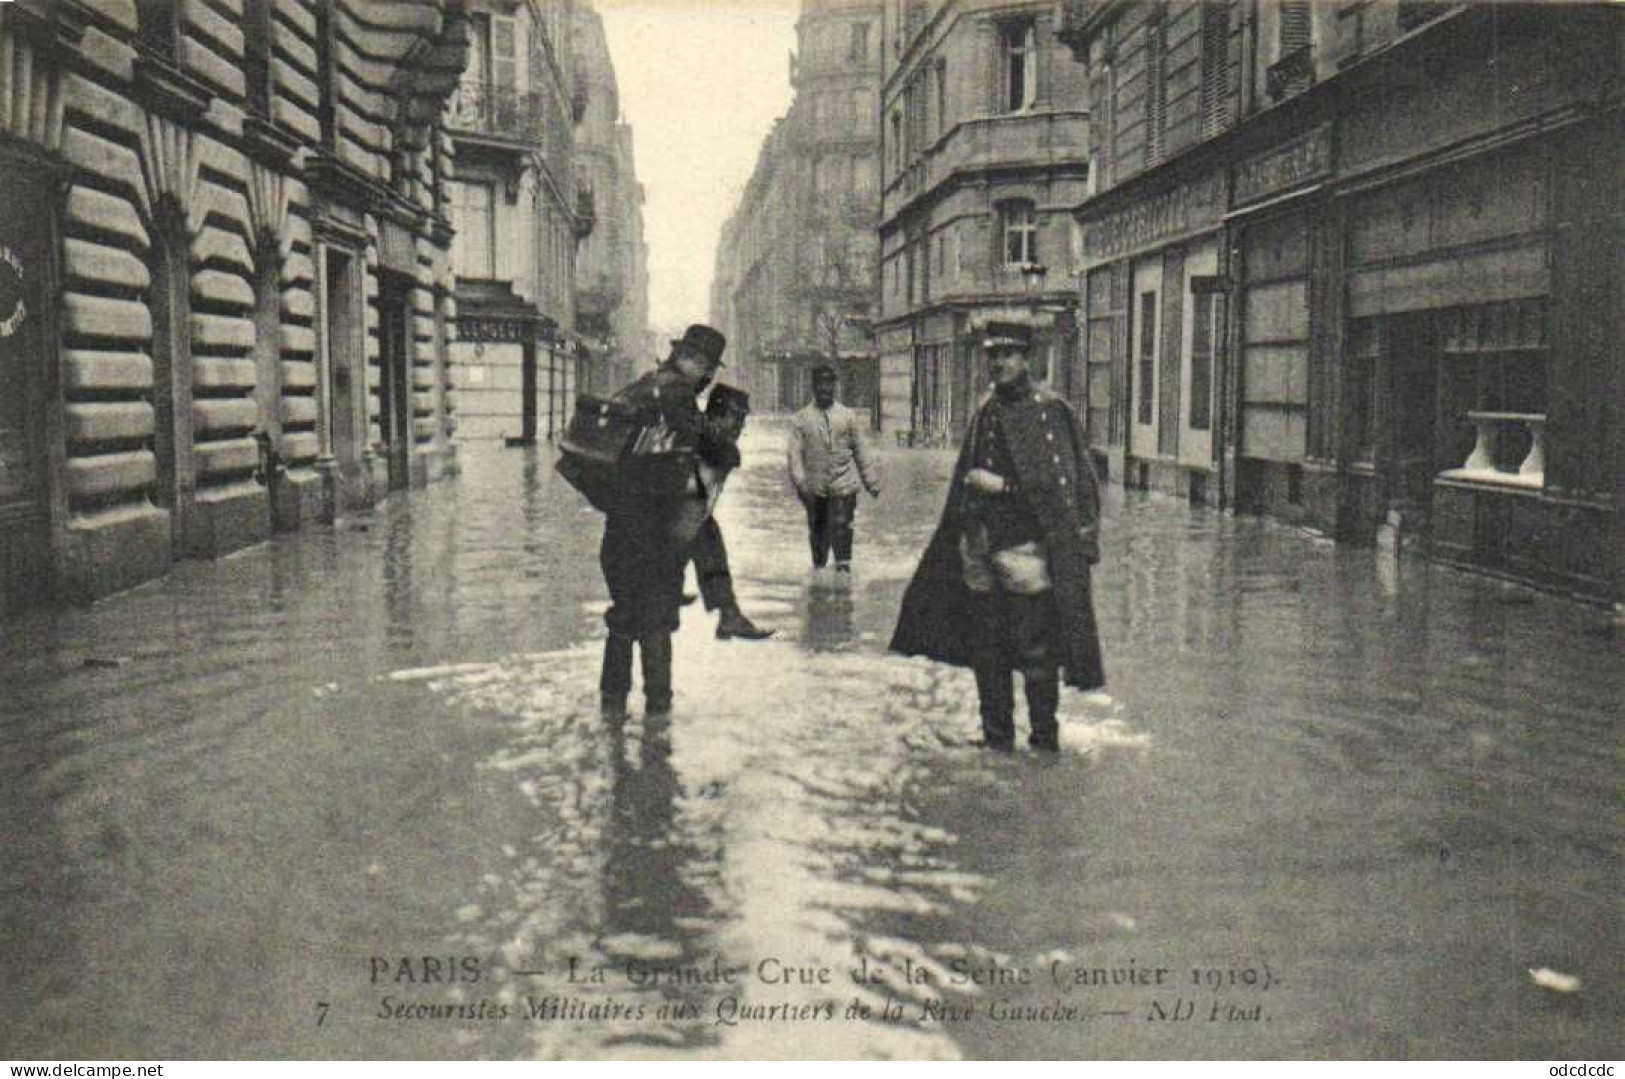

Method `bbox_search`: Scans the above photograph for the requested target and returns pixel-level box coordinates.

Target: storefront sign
[457,315,535,343]
[1233,125,1332,207]
[1082,174,1225,260]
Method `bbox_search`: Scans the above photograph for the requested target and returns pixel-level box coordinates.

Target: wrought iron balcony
[574,188,596,238]
[446,80,546,144]
[1057,0,1122,57]
[1266,45,1315,102]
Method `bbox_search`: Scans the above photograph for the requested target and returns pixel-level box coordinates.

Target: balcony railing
[574,188,596,238]
[1057,0,1118,55]
[1266,44,1315,101]
[1438,411,1545,489]
[446,80,546,143]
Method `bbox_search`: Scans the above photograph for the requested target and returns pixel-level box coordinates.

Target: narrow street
[1,424,1619,1060]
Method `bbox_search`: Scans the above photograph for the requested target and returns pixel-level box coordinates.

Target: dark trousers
[690,515,737,613]
[600,513,683,711]
[802,493,858,568]
[971,590,1060,749]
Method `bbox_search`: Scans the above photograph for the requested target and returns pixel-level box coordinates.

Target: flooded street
[1,424,1620,1060]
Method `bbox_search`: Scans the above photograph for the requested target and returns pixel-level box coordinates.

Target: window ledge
[132,54,213,124]
[1436,467,1543,491]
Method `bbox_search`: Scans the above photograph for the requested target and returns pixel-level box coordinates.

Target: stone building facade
[572,4,652,398]
[445,0,586,446]
[0,0,468,614]
[874,0,1091,444]
[1060,1,1624,605]
[713,0,883,423]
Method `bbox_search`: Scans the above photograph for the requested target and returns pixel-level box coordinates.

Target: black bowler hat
[671,323,727,366]
[982,321,1034,350]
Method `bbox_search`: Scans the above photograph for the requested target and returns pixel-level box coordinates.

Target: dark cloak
[890,383,1106,690]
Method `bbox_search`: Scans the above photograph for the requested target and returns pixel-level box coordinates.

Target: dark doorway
[325,248,363,503]
[376,270,413,490]
[0,160,56,613]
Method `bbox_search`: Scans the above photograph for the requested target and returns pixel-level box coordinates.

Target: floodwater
[0,423,1619,1059]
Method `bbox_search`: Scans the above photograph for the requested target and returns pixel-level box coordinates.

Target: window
[491,15,518,91]
[1000,201,1037,267]
[889,111,902,173]
[452,181,496,278]
[850,21,870,61]
[1268,0,1314,100]
[1279,0,1311,58]
[1138,292,1156,425]
[854,156,877,195]
[136,0,180,59]
[1200,3,1231,140]
[1145,15,1166,165]
[244,0,275,117]
[934,59,948,138]
[1000,21,1037,112]
[1189,291,1217,431]
[850,90,869,135]
[316,0,337,147]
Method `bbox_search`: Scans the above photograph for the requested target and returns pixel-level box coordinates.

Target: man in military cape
[890,321,1106,751]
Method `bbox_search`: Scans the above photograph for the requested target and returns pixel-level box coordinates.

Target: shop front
[1340,136,1612,597]
[1077,171,1228,501]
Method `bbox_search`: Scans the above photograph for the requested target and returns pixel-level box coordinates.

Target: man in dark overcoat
[890,321,1105,751]
[598,324,741,716]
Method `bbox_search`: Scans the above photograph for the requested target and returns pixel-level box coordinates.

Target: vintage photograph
[0,0,1620,1062]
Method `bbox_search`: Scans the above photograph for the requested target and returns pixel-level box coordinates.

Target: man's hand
[865,483,881,499]
[964,468,1006,495]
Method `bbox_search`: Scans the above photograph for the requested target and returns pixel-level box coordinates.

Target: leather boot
[716,604,774,640]
[600,634,634,717]
[974,662,1015,751]
[639,633,674,715]
[1024,666,1060,752]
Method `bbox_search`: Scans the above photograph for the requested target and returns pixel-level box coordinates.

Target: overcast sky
[598,1,800,336]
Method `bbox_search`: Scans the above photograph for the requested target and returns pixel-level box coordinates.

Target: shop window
[1346,317,1381,464]
[999,200,1037,268]
[1000,21,1037,113]
[1189,291,1217,431]
[1437,298,1548,481]
[1137,291,1156,425]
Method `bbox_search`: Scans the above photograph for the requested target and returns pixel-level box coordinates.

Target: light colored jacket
[787,401,880,498]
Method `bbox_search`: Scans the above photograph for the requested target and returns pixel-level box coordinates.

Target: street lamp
[1019,261,1048,293]
[1018,262,1051,382]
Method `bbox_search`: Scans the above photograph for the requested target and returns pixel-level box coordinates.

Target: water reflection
[597,713,725,1052]
[0,429,1619,1060]
[801,577,855,652]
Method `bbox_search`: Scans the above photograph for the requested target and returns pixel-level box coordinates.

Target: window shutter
[1146,19,1165,166]
[1022,25,1038,109]
[493,16,518,91]
[1279,1,1310,53]
[1201,3,1231,140]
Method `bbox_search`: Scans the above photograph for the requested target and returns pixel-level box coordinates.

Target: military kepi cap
[982,321,1034,350]
[672,323,727,366]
